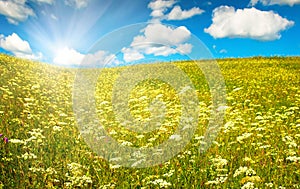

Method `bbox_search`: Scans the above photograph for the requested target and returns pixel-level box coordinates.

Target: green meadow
[0,54,299,188]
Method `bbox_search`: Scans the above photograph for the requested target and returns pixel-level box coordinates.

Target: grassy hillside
[0,54,299,188]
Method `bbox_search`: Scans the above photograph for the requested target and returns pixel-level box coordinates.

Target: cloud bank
[0,33,42,60]
[204,6,294,41]
[122,23,192,62]
[249,0,300,6]
[148,0,204,22]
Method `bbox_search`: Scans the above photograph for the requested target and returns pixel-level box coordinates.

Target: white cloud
[142,43,192,56]
[204,6,294,41]
[53,47,84,65]
[0,33,42,60]
[15,51,43,60]
[219,49,227,54]
[147,0,203,22]
[84,50,118,66]
[150,9,165,18]
[167,6,204,20]
[144,45,177,56]
[176,43,193,54]
[53,47,118,66]
[0,33,32,54]
[31,0,54,4]
[50,14,58,20]
[132,24,191,47]
[249,0,300,6]
[0,0,34,24]
[121,23,193,62]
[64,0,89,9]
[121,47,145,62]
[148,0,177,21]
[148,0,176,10]
[0,0,54,24]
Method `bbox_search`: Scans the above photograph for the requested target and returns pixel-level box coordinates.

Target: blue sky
[0,0,299,66]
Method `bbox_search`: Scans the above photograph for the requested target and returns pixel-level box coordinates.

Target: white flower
[179,86,192,94]
[109,157,122,162]
[211,156,228,168]
[217,105,229,112]
[265,182,274,187]
[259,144,271,149]
[148,179,172,188]
[169,134,182,141]
[194,135,204,140]
[9,139,25,144]
[22,152,37,160]
[163,170,175,177]
[205,180,219,185]
[110,164,122,169]
[233,166,256,177]
[237,133,253,143]
[109,129,117,135]
[53,126,62,132]
[286,156,300,162]
[241,182,257,189]
[131,159,146,167]
[120,140,133,146]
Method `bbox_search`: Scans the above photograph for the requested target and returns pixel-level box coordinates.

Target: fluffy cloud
[65,0,89,9]
[204,6,294,41]
[0,0,34,24]
[167,6,204,20]
[84,50,118,66]
[148,0,176,19]
[0,33,32,54]
[53,47,117,66]
[148,0,203,21]
[249,0,300,6]
[122,23,193,62]
[32,0,54,4]
[53,47,85,65]
[0,0,54,24]
[0,0,85,24]
[121,47,145,63]
[0,33,42,60]
[132,24,191,47]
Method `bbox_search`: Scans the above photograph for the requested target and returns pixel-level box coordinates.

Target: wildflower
[3,137,8,143]
[241,176,261,184]
[120,140,133,146]
[217,105,229,112]
[211,156,228,168]
[131,159,146,167]
[243,157,255,164]
[259,144,271,149]
[286,156,300,163]
[22,152,37,160]
[110,164,121,169]
[53,126,62,132]
[205,180,219,185]
[234,166,256,177]
[237,133,253,143]
[163,170,175,177]
[265,182,274,187]
[0,133,3,137]
[148,179,172,188]
[169,134,182,141]
[179,86,192,94]
[241,182,257,189]
[9,139,25,144]
[109,157,122,162]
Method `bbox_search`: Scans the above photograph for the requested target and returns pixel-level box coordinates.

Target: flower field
[0,54,299,188]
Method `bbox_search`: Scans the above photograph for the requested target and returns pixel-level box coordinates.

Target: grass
[0,53,299,188]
